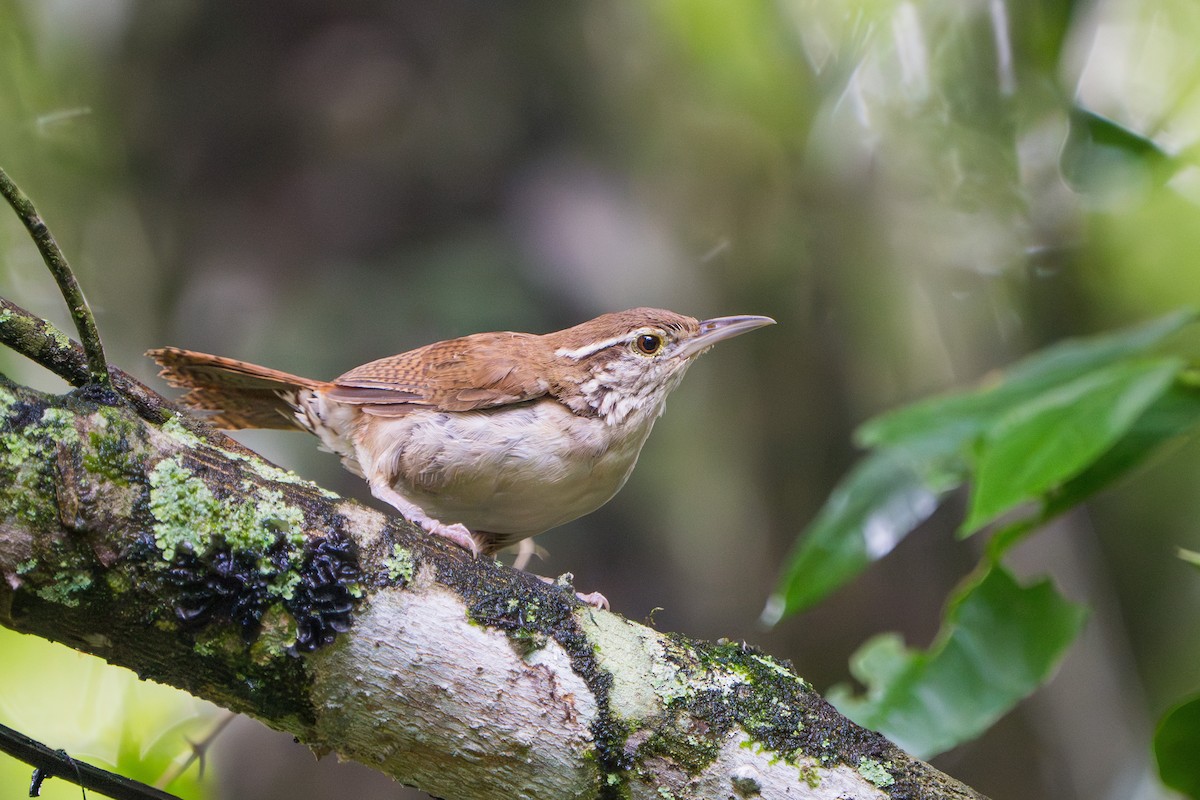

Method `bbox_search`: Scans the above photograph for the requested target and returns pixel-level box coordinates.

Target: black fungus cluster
[287,534,359,653]
[7,399,47,430]
[170,545,285,642]
[168,532,360,654]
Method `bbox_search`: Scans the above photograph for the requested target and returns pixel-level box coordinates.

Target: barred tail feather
[147,347,321,430]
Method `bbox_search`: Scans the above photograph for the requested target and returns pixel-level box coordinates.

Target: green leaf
[1060,108,1173,196]
[962,357,1182,534]
[760,445,962,624]
[858,309,1197,450]
[827,564,1086,759]
[986,381,1200,557]
[1179,548,1200,570]
[1156,694,1200,798]
[1044,382,1200,515]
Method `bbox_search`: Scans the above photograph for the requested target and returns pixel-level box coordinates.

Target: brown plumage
[152,308,701,424]
[149,348,321,429]
[327,332,553,413]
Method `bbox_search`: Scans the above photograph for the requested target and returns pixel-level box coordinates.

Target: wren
[149,308,774,582]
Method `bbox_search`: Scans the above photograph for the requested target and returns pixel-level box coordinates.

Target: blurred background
[2,0,1200,797]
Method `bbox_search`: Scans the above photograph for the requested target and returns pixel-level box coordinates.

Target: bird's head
[549,307,775,425]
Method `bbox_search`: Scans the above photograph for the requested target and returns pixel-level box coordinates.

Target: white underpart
[281,388,482,551]
[350,397,662,543]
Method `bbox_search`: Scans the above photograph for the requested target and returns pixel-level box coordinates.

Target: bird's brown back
[326,331,554,413]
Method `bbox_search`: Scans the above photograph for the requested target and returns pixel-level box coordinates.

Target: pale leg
[512,538,537,571]
[368,478,480,556]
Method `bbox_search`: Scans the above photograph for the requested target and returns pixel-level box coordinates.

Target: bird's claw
[537,573,609,610]
[574,590,610,610]
[425,520,480,556]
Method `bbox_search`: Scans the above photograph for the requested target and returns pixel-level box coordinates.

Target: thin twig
[0,721,182,800]
[0,166,111,388]
[154,711,236,788]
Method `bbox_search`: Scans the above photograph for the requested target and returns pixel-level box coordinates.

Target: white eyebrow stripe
[555,333,631,360]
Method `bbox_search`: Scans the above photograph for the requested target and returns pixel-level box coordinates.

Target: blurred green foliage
[769,310,1200,616]
[774,309,1200,758]
[1157,691,1200,798]
[0,628,217,799]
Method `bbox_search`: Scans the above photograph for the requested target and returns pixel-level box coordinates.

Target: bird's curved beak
[676,314,776,359]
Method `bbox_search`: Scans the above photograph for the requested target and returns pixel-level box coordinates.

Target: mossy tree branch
[0,370,990,800]
[0,297,170,423]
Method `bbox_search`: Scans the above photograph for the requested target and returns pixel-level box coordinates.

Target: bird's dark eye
[634,333,664,355]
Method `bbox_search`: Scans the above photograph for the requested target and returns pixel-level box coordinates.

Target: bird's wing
[322,331,551,414]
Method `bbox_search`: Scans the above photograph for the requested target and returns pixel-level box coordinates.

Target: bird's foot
[420,519,480,556]
[368,480,480,556]
[538,573,609,610]
[573,591,610,610]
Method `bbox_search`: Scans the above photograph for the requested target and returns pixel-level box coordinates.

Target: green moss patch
[148,457,309,561]
[857,757,896,788]
[34,569,94,608]
[143,454,363,653]
[383,544,416,584]
[633,637,912,793]
[1,396,71,526]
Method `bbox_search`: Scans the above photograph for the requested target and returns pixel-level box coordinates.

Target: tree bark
[0,373,988,800]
